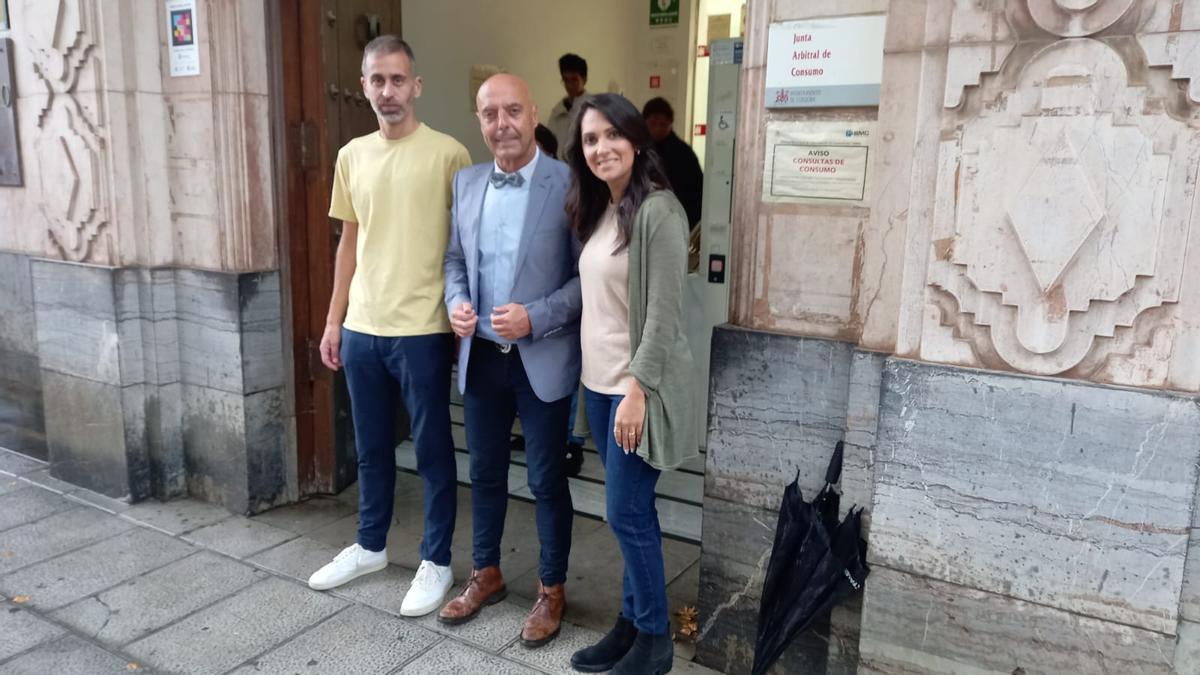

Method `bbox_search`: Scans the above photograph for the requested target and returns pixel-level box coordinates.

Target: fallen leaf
[12,595,30,604]
[674,605,699,641]
[0,551,14,558]
[127,663,141,671]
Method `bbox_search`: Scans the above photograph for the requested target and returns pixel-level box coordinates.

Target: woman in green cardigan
[563,93,699,675]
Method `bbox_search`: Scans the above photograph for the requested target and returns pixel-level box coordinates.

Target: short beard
[372,102,408,125]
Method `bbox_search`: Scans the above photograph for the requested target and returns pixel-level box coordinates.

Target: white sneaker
[307,544,388,591]
[401,560,454,617]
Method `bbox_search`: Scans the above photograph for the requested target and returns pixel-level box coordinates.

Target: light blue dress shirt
[476,150,540,345]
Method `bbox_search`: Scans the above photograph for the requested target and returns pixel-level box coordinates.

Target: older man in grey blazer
[440,74,581,648]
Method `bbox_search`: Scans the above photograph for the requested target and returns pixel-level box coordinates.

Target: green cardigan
[627,190,700,471]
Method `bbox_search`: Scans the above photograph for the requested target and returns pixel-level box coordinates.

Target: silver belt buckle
[498,342,513,354]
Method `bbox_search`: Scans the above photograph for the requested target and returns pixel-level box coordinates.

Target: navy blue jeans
[341,329,457,564]
[464,340,573,585]
[583,387,669,635]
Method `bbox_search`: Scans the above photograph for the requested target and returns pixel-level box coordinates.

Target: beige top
[579,205,632,395]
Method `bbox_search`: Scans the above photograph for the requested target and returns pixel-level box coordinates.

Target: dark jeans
[341,328,457,564]
[583,387,669,635]
[464,340,573,585]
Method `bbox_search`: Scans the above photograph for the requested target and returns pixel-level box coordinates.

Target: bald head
[476,74,539,172]
[477,74,533,109]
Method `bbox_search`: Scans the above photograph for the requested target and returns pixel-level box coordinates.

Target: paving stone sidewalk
[0,448,721,674]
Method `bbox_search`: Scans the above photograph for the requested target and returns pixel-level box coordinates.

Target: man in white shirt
[546,53,587,159]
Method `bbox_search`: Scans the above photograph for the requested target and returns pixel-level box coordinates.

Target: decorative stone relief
[944,4,1016,108]
[1141,31,1200,104]
[25,0,110,263]
[944,0,1183,109]
[1027,0,1139,37]
[925,32,1199,378]
[944,42,1016,109]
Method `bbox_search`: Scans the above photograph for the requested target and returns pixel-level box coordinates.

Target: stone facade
[700,0,1200,673]
[699,328,1200,674]
[0,252,46,459]
[18,257,289,513]
[697,328,869,675]
[0,0,277,270]
[0,1,293,512]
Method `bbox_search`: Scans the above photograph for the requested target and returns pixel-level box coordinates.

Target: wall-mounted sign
[763,121,876,202]
[0,38,21,187]
[765,14,886,108]
[650,0,680,27]
[166,0,200,77]
[710,39,743,66]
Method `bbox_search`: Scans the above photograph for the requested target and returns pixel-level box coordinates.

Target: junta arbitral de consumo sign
[765,14,886,108]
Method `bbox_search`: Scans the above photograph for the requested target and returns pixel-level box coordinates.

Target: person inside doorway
[308,35,470,620]
[441,74,582,648]
[565,92,699,674]
[642,97,703,229]
[547,53,588,159]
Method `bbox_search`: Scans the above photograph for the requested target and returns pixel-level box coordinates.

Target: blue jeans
[464,340,573,584]
[583,387,668,635]
[341,329,457,564]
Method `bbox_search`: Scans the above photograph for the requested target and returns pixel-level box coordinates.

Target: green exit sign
[650,0,680,27]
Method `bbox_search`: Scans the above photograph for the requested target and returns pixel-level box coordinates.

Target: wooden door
[280,0,402,497]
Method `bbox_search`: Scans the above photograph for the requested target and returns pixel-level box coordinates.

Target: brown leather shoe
[437,566,507,625]
[520,581,565,647]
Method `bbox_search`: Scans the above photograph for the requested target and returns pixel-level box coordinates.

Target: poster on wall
[765,14,886,108]
[650,0,680,27]
[763,120,876,203]
[166,0,200,77]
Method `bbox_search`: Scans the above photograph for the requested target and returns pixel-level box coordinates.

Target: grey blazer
[443,155,583,402]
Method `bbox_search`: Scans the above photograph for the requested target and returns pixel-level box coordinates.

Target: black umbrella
[752,442,869,675]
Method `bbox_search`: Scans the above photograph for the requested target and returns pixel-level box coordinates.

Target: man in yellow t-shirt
[306,36,470,619]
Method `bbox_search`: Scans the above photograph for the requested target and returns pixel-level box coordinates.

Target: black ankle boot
[611,631,673,674]
[570,615,637,672]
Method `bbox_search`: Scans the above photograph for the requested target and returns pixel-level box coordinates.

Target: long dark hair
[564,93,671,252]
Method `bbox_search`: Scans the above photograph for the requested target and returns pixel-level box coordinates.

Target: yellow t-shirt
[328,124,471,336]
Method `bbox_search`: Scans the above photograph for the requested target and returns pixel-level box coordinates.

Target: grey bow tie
[490,171,525,189]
